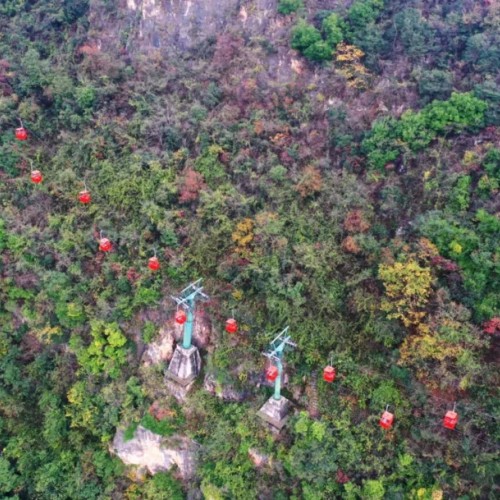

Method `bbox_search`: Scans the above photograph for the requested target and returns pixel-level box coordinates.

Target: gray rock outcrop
[142,326,176,366]
[142,309,212,367]
[112,426,199,478]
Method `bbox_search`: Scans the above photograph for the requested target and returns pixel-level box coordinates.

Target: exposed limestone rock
[203,373,249,402]
[88,0,305,83]
[123,0,276,50]
[164,377,196,403]
[112,426,198,478]
[189,309,212,349]
[291,57,304,74]
[142,309,211,367]
[248,448,269,468]
[142,326,176,366]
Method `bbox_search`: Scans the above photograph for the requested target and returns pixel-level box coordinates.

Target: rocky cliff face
[142,309,212,366]
[88,0,348,82]
[90,0,276,52]
[126,0,277,51]
[112,426,199,478]
[122,0,278,49]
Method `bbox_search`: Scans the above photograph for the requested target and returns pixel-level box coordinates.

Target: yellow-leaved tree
[378,259,433,329]
[335,42,371,89]
[232,218,255,256]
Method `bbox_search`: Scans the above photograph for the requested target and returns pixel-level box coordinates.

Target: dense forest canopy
[0,0,498,498]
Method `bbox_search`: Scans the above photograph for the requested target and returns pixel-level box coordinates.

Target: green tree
[394,8,435,60]
[70,321,129,379]
[347,0,384,33]
[465,31,500,75]
[303,40,333,62]
[277,0,303,15]
[363,93,488,169]
[140,472,184,500]
[291,20,322,52]
[449,175,471,212]
[417,69,453,104]
[285,413,339,495]
[0,456,20,496]
[322,13,344,48]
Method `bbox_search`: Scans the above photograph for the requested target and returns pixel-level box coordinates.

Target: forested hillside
[0,0,498,498]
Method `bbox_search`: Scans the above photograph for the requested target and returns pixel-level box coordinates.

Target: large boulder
[111,426,198,478]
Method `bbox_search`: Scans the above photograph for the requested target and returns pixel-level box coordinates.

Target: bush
[449,175,471,212]
[291,20,322,52]
[141,472,184,500]
[417,69,453,104]
[465,31,500,75]
[142,321,156,343]
[347,0,384,32]
[482,148,500,181]
[322,13,344,48]
[474,79,500,126]
[277,0,303,15]
[76,85,96,110]
[363,93,488,169]
[140,413,180,437]
[303,40,333,62]
[394,8,435,60]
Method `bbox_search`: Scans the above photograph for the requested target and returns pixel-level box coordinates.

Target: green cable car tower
[257,326,296,431]
[165,279,209,396]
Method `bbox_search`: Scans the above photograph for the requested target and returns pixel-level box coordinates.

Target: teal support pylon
[263,327,296,401]
[171,279,209,349]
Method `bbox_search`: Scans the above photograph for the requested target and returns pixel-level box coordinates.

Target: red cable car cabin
[175,309,187,325]
[266,366,279,382]
[78,190,91,204]
[323,366,336,383]
[30,170,43,184]
[99,238,112,252]
[443,410,458,430]
[379,410,394,430]
[148,256,160,271]
[225,318,238,334]
[15,127,28,140]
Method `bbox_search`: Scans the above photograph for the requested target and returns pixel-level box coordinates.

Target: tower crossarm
[171,279,209,311]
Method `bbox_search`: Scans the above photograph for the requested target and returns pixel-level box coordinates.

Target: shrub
[347,0,384,32]
[70,321,129,379]
[76,85,96,110]
[142,321,156,343]
[363,93,488,169]
[322,13,344,48]
[394,8,434,60]
[303,40,333,62]
[417,69,453,104]
[449,175,471,212]
[482,148,500,181]
[277,0,303,15]
[291,20,322,52]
